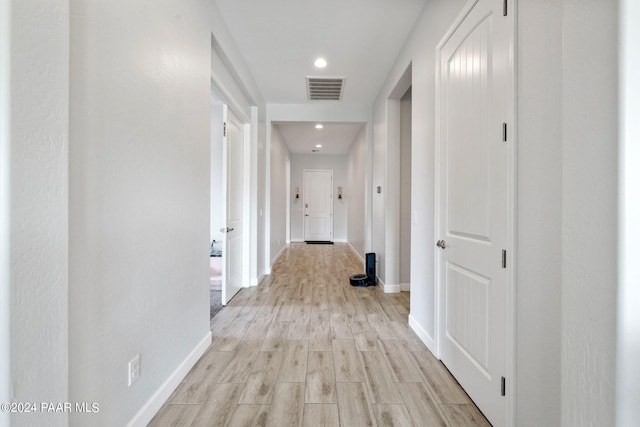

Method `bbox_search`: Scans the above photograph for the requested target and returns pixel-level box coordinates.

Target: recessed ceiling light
[314,58,327,68]
[315,124,323,129]
[316,144,322,148]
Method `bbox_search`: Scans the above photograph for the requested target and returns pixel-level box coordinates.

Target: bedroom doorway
[209,94,224,320]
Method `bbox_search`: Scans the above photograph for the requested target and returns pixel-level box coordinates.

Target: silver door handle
[436,240,447,249]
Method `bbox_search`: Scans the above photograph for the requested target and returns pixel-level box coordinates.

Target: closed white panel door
[303,170,333,242]
[437,0,512,426]
[222,107,243,304]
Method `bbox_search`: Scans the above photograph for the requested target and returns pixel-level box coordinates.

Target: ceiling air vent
[306,77,345,101]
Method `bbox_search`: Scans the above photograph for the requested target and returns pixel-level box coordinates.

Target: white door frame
[285,158,291,244]
[433,0,516,424]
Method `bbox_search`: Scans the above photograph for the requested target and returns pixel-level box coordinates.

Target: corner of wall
[126,332,211,427]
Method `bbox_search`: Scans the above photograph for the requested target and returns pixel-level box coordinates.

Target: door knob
[436,240,447,249]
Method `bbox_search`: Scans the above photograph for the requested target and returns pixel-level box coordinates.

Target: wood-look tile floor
[149,243,491,427]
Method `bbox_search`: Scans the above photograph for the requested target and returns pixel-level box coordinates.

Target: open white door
[222,106,244,304]
[303,170,333,242]
[436,0,513,425]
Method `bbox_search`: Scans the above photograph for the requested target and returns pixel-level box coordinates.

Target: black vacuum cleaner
[350,253,376,287]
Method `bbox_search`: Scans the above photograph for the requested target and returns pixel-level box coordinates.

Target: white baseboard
[382,282,401,293]
[271,244,287,267]
[333,239,347,243]
[408,314,436,355]
[126,331,212,427]
[400,283,411,292]
[347,242,365,265]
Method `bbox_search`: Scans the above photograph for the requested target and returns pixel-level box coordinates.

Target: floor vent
[306,77,345,101]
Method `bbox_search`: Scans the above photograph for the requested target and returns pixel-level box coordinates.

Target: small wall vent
[306,77,345,101]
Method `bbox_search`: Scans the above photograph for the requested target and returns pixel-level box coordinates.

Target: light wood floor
[149,243,490,426]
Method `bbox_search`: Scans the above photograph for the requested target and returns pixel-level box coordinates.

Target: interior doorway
[399,87,412,291]
[209,94,224,319]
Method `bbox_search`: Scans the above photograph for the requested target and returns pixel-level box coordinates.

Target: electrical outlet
[128,354,140,387]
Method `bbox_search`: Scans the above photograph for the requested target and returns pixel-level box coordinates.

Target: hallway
[149,243,489,426]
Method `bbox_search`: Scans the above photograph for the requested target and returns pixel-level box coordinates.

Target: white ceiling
[213,0,426,152]
[274,122,364,155]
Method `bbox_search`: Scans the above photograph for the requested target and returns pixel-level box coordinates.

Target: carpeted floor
[210,289,222,320]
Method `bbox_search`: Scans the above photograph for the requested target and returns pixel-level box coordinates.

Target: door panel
[437,0,512,425]
[303,170,333,241]
[222,107,243,304]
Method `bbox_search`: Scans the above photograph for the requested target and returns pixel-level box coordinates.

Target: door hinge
[502,250,507,268]
[223,122,227,137]
[501,376,506,396]
[503,0,508,16]
[502,122,508,142]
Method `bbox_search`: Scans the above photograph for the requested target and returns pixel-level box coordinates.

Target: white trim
[242,122,251,289]
[347,242,365,265]
[126,332,211,427]
[617,2,640,424]
[505,2,517,425]
[249,107,259,289]
[400,283,411,292]
[409,314,436,354]
[382,283,400,294]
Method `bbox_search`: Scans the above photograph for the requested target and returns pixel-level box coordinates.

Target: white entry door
[222,106,244,304]
[436,0,513,426]
[303,170,333,242]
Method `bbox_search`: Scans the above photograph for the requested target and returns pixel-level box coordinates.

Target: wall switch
[128,354,140,386]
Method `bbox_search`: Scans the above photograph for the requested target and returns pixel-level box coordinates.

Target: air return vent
[306,77,345,101]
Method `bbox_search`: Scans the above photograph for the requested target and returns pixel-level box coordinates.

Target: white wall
[399,89,412,286]
[347,126,367,260]
[210,100,224,244]
[515,1,563,423]
[8,1,70,426]
[0,1,10,422]
[270,125,290,263]
[373,0,467,348]
[561,1,618,425]
[371,101,388,282]
[68,1,213,425]
[290,154,348,242]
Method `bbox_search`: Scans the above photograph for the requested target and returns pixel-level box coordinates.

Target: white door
[303,170,333,242]
[436,0,512,425]
[222,106,244,304]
